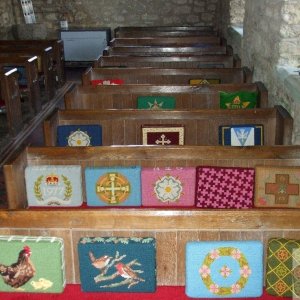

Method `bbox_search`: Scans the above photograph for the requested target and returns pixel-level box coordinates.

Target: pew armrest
[275,105,293,145]
[255,81,268,108]
[233,54,241,68]
[3,146,28,209]
[82,66,93,85]
[43,108,60,146]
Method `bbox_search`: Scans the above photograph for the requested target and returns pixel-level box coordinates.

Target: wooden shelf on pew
[0,208,299,229]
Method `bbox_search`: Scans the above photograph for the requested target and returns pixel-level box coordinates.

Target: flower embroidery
[199,265,211,278]
[231,248,242,260]
[276,249,290,261]
[239,265,252,278]
[209,283,219,294]
[68,130,91,146]
[209,249,220,260]
[220,265,231,278]
[154,175,183,202]
[231,283,241,294]
[200,247,251,296]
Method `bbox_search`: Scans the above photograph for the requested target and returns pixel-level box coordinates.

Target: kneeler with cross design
[255,166,300,208]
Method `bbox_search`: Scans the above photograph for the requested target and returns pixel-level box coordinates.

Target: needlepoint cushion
[219,91,258,109]
[142,124,184,146]
[137,96,176,110]
[57,124,102,147]
[78,237,156,293]
[195,166,255,208]
[254,166,300,208]
[25,165,83,207]
[219,124,264,146]
[266,238,300,297]
[189,79,220,85]
[185,240,263,298]
[141,167,196,207]
[85,166,141,207]
[0,235,65,293]
[90,79,124,86]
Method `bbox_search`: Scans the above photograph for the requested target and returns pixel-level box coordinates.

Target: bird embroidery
[0,246,36,288]
[89,252,112,275]
[115,262,145,284]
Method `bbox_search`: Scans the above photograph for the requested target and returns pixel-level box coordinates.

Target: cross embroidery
[96,173,130,204]
[265,174,299,204]
[155,134,171,145]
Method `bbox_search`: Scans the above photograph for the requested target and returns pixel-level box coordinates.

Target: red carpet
[0,285,288,300]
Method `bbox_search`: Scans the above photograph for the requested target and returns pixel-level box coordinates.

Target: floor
[0,66,87,207]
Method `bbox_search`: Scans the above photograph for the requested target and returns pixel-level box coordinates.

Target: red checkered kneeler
[195,166,255,209]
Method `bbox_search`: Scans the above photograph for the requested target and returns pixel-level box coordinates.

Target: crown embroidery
[45,174,59,185]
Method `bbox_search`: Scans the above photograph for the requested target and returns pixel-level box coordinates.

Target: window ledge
[277,65,300,102]
[229,25,243,37]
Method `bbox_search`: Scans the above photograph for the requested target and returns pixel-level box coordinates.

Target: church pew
[82,67,252,85]
[114,25,218,37]
[65,82,268,109]
[43,106,292,147]
[0,39,65,87]
[0,55,40,114]
[2,145,300,286]
[0,45,56,101]
[109,36,224,47]
[0,68,23,137]
[94,54,240,68]
[103,45,230,56]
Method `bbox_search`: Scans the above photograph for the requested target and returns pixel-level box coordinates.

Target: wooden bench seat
[0,55,40,114]
[109,36,224,47]
[0,45,55,101]
[83,67,252,85]
[103,45,230,56]
[0,39,65,87]
[0,68,23,137]
[2,145,300,285]
[43,106,292,147]
[65,82,268,110]
[94,54,240,68]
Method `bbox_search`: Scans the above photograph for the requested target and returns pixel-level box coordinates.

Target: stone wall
[230,0,245,26]
[279,0,300,66]
[242,0,300,144]
[10,0,221,39]
[0,0,15,39]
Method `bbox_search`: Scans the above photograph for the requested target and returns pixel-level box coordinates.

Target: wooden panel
[43,107,292,147]
[83,67,250,85]
[156,232,177,285]
[65,82,268,110]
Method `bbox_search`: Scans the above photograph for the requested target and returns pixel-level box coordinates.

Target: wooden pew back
[4,145,300,210]
[104,45,228,56]
[0,39,65,86]
[0,55,41,113]
[95,54,239,68]
[65,82,268,110]
[110,36,223,46]
[0,46,55,100]
[3,145,300,285]
[0,68,23,136]
[114,26,218,37]
[43,106,292,147]
[82,67,252,85]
